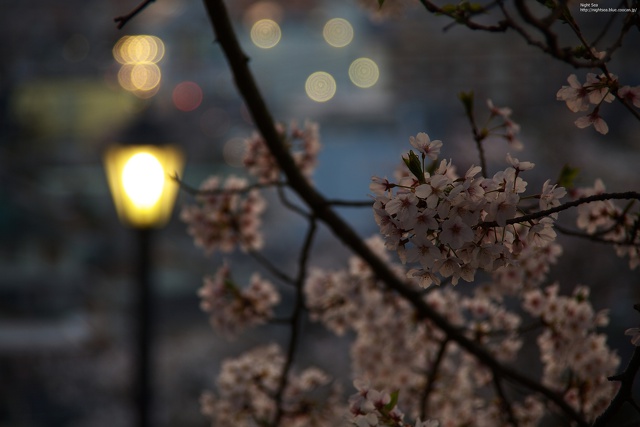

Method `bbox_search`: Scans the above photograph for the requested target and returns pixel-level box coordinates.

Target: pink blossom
[409,132,442,160]
[539,180,566,211]
[618,85,640,108]
[575,111,609,134]
[556,74,590,112]
[625,328,640,346]
[439,216,474,250]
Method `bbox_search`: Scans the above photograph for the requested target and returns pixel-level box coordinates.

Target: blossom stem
[492,371,518,427]
[114,0,155,29]
[249,250,296,285]
[592,345,640,426]
[272,219,317,426]
[479,192,640,228]
[420,339,448,420]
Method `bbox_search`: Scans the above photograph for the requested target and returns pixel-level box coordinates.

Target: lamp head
[104,144,184,229]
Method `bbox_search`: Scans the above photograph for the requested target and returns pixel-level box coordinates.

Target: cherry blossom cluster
[371,133,565,288]
[244,120,321,184]
[349,379,438,427]
[573,179,640,269]
[522,284,620,420]
[181,175,266,253]
[557,73,640,134]
[198,260,280,338]
[200,344,345,427]
[305,237,548,426]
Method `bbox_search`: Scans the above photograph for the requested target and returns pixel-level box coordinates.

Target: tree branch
[272,218,317,426]
[592,317,640,425]
[420,339,449,420]
[200,1,589,424]
[479,192,640,228]
[114,0,155,29]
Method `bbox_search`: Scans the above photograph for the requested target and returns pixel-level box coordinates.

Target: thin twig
[479,192,640,228]
[418,0,508,32]
[114,0,155,29]
[276,185,311,218]
[272,218,317,426]
[492,370,519,426]
[173,173,285,196]
[249,250,296,285]
[420,339,449,420]
[325,199,373,207]
[591,304,640,426]
[555,224,639,246]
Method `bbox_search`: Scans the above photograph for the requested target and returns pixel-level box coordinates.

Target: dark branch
[592,309,640,426]
[114,0,156,29]
[272,219,317,426]
[492,370,519,426]
[172,173,285,196]
[420,339,449,420]
[479,192,640,228]
[324,199,373,207]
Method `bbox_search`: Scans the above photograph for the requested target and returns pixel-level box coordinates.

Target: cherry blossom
[370,137,568,288]
[556,73,621,133]
[200,344,345,426]
[625,328,640,346]
[618,85,640,108]
[486,100,523,150]
[575,110,609,135]
[409,132,442,160]
[181,175,266,253]
[244,120,321,184]
[574,179,640,269]
[556,74,591,112]
[522,284,619,421]
[539,179,566,211]
[198,261,280,338]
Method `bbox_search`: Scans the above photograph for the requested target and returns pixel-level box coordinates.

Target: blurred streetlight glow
[104,145,184,228]
[122,153,165,209]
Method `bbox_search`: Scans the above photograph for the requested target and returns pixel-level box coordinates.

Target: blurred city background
[1,0,639,426]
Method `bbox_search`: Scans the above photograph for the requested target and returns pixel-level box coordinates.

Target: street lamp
[104,144,184,229]
[104,143,184,427]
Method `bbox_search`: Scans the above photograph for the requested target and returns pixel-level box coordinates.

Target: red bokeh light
[172,81,203,112]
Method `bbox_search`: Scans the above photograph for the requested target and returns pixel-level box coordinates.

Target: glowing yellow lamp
[104,144,184,228]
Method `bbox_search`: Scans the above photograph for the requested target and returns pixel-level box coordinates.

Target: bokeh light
[173,81,203,112]
[130,63,162,91]
[223,137,248,167]
[250,19,282,49]
[348,58,380,88]
[305,72,336,102]
[113,35,165,98]
[113,35,164,65]
[323,18,354,48]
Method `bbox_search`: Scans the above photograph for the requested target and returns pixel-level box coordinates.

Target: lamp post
[104,144,184,427]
